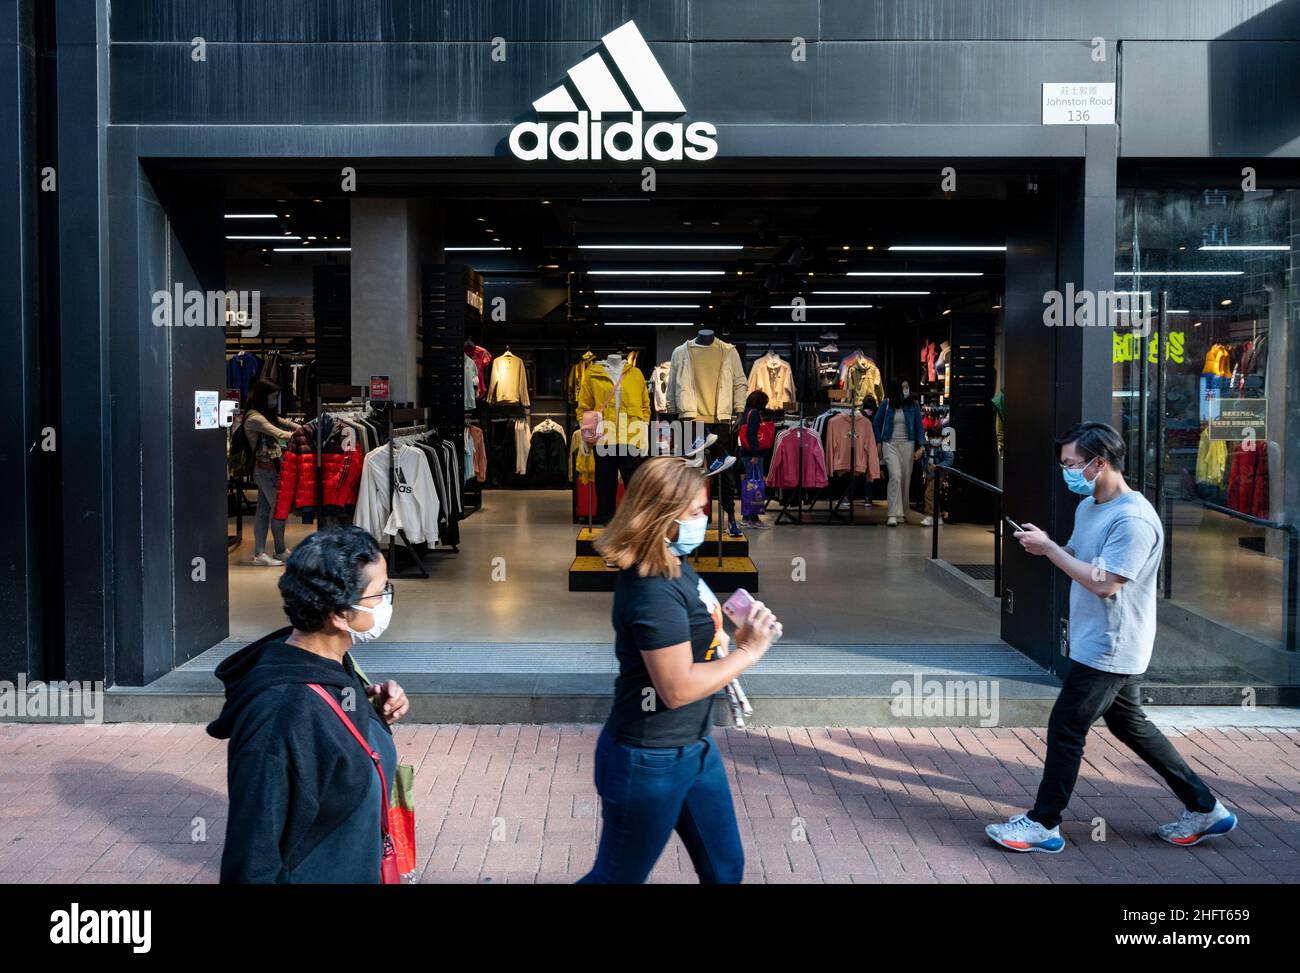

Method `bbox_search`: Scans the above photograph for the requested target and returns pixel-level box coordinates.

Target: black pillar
[1001,128,1117,674]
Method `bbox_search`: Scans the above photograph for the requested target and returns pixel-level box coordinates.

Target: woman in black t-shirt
[577,457,782,884]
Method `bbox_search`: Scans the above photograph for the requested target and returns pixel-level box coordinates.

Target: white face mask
[346,600,393,644]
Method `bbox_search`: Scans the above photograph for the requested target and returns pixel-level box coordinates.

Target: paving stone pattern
[1,723,1297,884]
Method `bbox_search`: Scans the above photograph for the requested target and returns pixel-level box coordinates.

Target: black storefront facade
[3,1,1298,701]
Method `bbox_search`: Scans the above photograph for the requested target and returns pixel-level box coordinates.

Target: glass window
[1115,184,1297,684]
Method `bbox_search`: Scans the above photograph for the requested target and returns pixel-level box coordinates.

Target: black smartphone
[1004,515,1025,533]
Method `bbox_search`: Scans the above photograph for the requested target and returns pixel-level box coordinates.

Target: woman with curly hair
[207,526,410,883]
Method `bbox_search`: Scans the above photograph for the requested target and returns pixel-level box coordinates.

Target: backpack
[738,410,775,452]
[228,418,255,478]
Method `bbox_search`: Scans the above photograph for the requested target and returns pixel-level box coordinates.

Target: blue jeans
[253,464,287,557]
[578,726,744,884]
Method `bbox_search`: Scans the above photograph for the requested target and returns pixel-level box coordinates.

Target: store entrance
[211,166,1018,659]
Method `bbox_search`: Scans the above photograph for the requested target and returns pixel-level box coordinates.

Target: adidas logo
[509,21,718,163]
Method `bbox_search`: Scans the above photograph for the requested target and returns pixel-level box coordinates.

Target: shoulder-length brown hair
[594,456,706,578]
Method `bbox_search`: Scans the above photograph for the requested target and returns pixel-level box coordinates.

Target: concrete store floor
[226,490,1003,645]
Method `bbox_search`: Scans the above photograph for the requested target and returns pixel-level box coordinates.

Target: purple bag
[741,474,766,518]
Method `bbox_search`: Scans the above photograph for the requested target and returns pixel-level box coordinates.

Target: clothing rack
[823,395,868,526]
[381,404,434,578]
[314,383,368,531]
[774,405,813,525]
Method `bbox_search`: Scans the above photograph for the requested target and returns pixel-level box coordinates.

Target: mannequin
[578,351,648,524]
[667,329,748,535]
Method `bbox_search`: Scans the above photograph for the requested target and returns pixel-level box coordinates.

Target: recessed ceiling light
[223,213,278,219]
[446,246,511,251]
[587,270,726,276]
[942,309,952,315]
[597,304,701,309]
[756,322,848,327]
[577,245,743,251]
[272,246,351,252]
[1115,271,1244,276]
[848,271,983,277]
[770,304,873,309]
[593,289,711,295]
[226,235,302,241]
[1220,299,1233,305]
[541,200,551,205]
[811,290,929,295]
[1199,244,1289,251]
[889,245,1006,252]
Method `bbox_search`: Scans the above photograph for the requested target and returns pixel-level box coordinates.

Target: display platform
[574,525,749,558]
[568,555,759,593]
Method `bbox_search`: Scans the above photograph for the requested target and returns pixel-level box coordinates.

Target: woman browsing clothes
[579,457,783,884]
[242,377,302,566]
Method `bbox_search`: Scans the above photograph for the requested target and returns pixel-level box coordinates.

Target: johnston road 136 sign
[509,21,718,162]
[1041,82,1116,125]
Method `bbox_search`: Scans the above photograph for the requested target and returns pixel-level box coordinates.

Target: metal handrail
[930,465,1003,597]
[1189,498,1297,536]
[1176,497,1298,652]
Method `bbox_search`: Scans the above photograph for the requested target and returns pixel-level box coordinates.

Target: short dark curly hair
[278,526,382,632]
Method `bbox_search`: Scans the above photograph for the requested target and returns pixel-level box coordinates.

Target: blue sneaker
[706,454,736,477]
[1156,801,1238,846]
[727,520,744,538]
[985,813,1065,853]
[685,433,718,458]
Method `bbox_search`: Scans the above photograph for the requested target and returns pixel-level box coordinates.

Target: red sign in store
[370,375,390,401]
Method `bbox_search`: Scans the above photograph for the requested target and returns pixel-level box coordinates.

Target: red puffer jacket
[274,416,363,520]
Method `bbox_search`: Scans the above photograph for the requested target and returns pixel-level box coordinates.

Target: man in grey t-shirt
[985,422,1236,854]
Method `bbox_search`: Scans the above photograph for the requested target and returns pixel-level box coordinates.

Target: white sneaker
[920,516,934,527]
[985,813,1065,853]
[1156,800,1238,846]
[252,553,283,567]
[886,516,898,527]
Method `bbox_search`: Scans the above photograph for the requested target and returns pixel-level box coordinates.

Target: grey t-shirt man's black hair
[1065,491,1164,675]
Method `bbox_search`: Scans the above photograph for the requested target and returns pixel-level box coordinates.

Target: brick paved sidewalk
[1,722,1298,884]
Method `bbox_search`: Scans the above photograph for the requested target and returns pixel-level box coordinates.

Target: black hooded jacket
[207,627,396,883]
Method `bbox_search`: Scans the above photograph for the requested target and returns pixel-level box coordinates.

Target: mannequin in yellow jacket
[577,356,649,523]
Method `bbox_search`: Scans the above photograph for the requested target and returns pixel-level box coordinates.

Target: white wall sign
[194,391,218,430]
[1041,82,1115,125]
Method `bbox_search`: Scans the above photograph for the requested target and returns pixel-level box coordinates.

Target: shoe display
[706,455,737,477]
[1156,801,1238,846]
[685,432,718,458]
[985,814,1065,854]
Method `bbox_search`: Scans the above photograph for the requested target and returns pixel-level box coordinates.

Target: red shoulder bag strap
[307,683,396,868]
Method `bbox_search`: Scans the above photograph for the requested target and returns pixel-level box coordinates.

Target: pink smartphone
[723,588,755,625]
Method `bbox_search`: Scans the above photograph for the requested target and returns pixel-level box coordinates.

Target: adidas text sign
[509,21,718,163]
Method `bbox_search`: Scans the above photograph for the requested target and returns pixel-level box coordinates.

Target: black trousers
[594,452,643,524]
[704,422,741,520]
[1028,660,1217,830]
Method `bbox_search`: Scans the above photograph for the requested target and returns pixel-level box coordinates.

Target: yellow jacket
[577,362,649,449]
[1202,343,1231,378]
